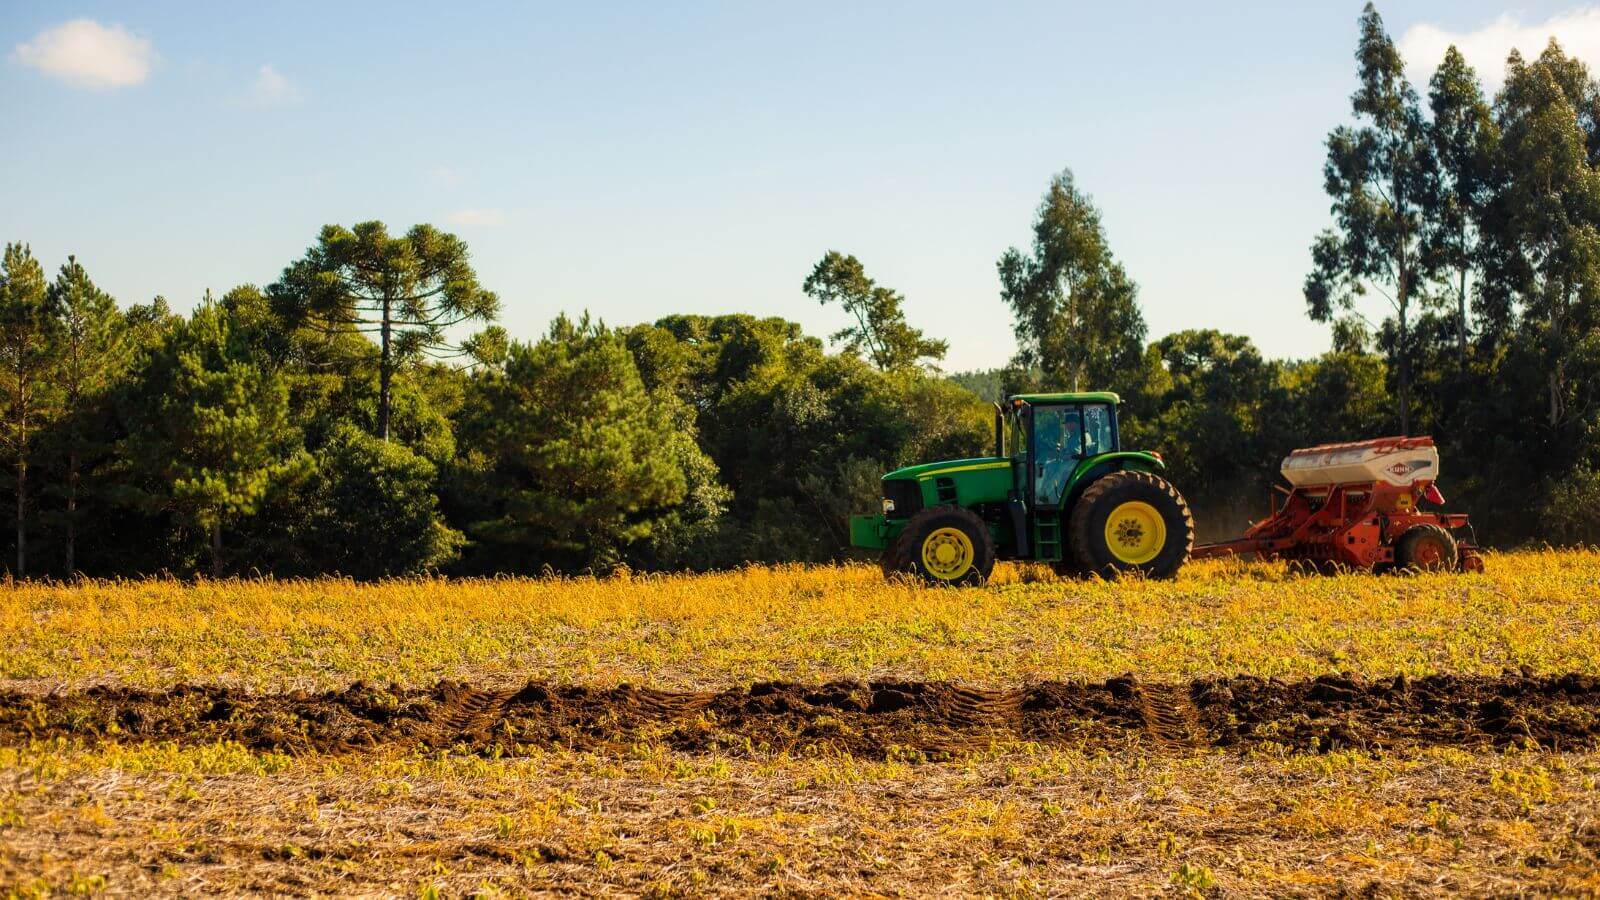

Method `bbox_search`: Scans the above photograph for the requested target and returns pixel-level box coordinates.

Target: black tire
[881,506,996,586]
[1068,471,1194,579]
[1394,524,1458,572]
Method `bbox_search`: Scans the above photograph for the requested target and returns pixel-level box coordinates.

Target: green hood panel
[882,456,1011,481]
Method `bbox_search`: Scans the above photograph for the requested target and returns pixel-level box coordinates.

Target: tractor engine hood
[881,456,1012,482]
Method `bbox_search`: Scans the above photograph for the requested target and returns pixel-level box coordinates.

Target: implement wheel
[882,506,996,586]
[1069,471,1194,579]
[1395,524,1458,572]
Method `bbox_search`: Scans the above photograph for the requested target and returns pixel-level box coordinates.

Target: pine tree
[120,298,308,576]
[47,256,125,573]
[462,316,698,571]
[0,243,60,576]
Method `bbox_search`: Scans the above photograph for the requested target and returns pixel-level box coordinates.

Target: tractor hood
[882,456,1012,482]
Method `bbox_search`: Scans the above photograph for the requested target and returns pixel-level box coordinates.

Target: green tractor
[850,392,1194,584]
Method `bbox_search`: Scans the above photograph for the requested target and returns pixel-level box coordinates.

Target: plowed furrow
[1137,683,1203,747]
[4,673,1597,759]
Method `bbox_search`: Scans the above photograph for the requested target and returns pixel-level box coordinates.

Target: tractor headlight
[882,498,896,515]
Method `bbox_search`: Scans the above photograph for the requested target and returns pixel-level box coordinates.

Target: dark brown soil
[2,673,1597,759]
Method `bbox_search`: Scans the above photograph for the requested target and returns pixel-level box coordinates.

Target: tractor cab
[851,391,1194,585]
[997,392,1124,511]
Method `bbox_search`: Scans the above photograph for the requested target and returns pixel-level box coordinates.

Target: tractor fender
[1062,452,1166,513]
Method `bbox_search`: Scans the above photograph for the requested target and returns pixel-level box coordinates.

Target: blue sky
[5,2,1598,371]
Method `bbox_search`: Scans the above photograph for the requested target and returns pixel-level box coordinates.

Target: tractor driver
[1036,407,1083,505]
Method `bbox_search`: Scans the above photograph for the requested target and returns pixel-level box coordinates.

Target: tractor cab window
[1005,409,1027,458]
[1082,403,1116,456]
[1032,404,1083,507]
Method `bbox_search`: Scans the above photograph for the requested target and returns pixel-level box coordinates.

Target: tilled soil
[2,673,1597,758]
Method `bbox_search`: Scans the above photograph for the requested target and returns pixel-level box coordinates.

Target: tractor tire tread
[1069,470,1195,579]
[883,505,996,586]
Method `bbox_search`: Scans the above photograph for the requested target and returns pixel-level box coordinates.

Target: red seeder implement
[1192,436,1484,573]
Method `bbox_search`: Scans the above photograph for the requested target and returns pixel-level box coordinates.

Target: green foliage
[802,251,947,371]
[296,425,463,577]
[115,299,309,575]
[624,314,988,563]
[1423,46,1498,370]
[457,316,712,572]
[1304,3,1433,434]
[1482,43,1600,429]
[269,221,499,440]
[944,368,1005,403]
[42,256,127,573]
[998,169,1147,392]
[1543,465,1600,545]
[0,242,61,575]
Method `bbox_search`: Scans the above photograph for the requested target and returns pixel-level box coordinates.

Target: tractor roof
[1007,391,1121,405]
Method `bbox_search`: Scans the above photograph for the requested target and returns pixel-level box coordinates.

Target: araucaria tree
[997,169,1146,391]
[0,243,59,576]
[1304,3,1434,434]
[270,222,500,440]
[47,256,125,573]
[802,251,947,371]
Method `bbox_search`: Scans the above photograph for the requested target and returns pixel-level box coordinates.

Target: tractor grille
[883,479,922,518]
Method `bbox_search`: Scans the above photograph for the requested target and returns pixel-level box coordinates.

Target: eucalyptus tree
[1424,46,1498,371]
[270,222,500,440]
[802,251,947,371]
[1304,3,1435,434]
[998,169,1146,392]
[1487,43,1600,428]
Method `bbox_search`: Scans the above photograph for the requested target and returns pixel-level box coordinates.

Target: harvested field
[4,552,1600,895]
[5,672,1600,758]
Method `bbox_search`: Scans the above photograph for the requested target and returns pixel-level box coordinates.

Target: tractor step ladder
[1033,515,1063,562]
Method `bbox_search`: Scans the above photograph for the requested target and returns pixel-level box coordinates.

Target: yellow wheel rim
[920,526,974,580]
[1104,501,1166,565]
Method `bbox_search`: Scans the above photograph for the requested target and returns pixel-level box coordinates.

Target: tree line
[2,3,1597,579]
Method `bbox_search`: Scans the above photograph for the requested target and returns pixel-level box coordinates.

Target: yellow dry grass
[3,550,1600,895]
[1,549,1596,690]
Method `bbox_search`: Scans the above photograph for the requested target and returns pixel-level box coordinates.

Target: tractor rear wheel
[1395,524,1458,572]
[882,506,996,586]
[1068,471,1194,579]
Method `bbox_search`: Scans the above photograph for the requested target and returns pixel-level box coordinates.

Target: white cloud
[12,19,156,89]
[1399,8,1600,91]
[246,64,300,106]
[445,208,507,227]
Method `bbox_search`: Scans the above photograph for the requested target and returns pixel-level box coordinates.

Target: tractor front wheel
[882,506,996,586]
[1069,471,1194,579]
[1395,524,1458,572]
